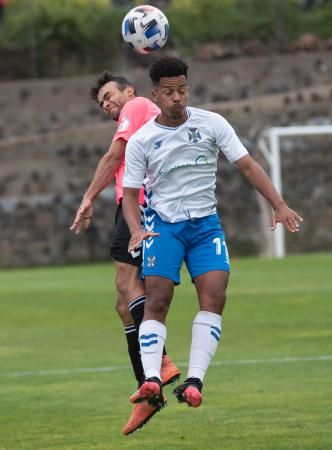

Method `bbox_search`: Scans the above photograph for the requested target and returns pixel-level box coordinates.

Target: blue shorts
[142,208,230,284]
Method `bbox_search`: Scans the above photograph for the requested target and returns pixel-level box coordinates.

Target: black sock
[124,324,145,387]
[129,295,145,330]
[129,294,168,357]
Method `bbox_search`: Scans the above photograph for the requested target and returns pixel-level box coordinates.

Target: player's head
[149,57,189,122]
[90,71,137,120]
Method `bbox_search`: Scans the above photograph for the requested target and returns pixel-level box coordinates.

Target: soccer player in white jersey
[70,71,180,434]
[122,56,303,410]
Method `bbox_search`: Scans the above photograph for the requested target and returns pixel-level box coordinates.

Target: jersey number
[213,237,230,263]
[213,237,222,255]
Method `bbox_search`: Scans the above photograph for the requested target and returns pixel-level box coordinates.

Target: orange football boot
[173,377,203,408]
[122,402,159,435]
[161,354,181,386]
[129,355,180,404]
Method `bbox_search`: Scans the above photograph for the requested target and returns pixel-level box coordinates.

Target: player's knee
[115,267,130,298]
[144,292,169,317]
[115,277,128,299]
[149,298,168,316]
[202,291,227,314]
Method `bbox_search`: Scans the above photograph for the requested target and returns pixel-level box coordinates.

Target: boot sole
[123,406,162,435]
[184,386,202,408]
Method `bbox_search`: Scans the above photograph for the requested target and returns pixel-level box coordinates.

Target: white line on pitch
[1,355,332,379]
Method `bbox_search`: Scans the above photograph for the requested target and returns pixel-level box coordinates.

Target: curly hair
[149,56,188,85]
[89,71,137,102]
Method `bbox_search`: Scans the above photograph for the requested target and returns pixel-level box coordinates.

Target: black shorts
[110,201,143,267]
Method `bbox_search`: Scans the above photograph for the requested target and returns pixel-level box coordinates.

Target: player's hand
[70,198,94,234]
[128,230,159,253]
[271,202,303,233]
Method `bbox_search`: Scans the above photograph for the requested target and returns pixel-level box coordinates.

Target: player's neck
[156,109,188,128]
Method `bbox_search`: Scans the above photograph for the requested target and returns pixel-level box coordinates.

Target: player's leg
[191,270,228,371]
[174,214,230,407]
[136,210,185,406]
[111,204,155,435]
[113,204,180,387]
[111,203,146,388]
[118,262,165,435]
[113,204,180,433]
[136,275,174,408]
[115,260,145,387]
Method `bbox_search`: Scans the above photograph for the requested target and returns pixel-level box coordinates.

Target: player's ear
[125,85,135,98]
[151,88,158,102]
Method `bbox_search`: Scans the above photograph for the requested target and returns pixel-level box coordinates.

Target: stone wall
[1,52,332,266]
[1,51,332,138]
[0,125,117,266]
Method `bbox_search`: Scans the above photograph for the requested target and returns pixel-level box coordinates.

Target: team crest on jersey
[147,256,156,267]
[188,128,201,143]
[118,116,130,132]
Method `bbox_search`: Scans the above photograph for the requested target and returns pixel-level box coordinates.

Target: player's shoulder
[123,96,157,114]
[127,117,155,144]
[188,106,227,123]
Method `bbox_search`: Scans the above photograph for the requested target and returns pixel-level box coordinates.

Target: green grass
[0,254,332,450]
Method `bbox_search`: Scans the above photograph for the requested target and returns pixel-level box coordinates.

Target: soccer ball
[121,5,169,55]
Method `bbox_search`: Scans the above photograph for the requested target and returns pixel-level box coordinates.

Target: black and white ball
[121,5,169,54]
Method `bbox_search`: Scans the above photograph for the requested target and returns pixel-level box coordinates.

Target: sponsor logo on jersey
[118,116,130,132]
[195,155,208,165]
[153,140,163,149]
[159,155,209,176]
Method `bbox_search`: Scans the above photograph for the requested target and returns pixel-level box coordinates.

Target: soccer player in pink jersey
[70,72,180,434]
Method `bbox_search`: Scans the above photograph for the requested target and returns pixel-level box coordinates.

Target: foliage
[0,0,331,78]
[0,0,125,77]
[168,0,332,44]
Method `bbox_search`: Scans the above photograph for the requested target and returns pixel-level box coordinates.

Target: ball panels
[122,5,169,54]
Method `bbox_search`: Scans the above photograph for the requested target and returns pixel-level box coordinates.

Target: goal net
[258,125,332,258]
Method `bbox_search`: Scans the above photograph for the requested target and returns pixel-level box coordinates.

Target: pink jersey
[112,97,160,205]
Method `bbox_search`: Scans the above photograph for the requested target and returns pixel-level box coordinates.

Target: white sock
[187,310,222,382]
[139,320,166,381]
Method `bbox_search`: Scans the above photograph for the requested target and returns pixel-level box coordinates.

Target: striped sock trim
[210,325,221,342]
[129,295,146,312]
[124,324,137,334]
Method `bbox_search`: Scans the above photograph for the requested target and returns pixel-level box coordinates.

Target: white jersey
[123,106,248,223]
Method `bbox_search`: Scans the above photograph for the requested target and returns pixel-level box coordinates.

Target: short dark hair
[89,71,137,102]
[149,57,189,85]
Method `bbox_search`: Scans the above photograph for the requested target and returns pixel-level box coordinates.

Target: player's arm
[122,136,159,251]
[70,138,126,234]
[122,188,159,252]
[235,154,303,232]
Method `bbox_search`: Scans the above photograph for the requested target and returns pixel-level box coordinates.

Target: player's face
[97,81,134,120]
[153,75,189,124]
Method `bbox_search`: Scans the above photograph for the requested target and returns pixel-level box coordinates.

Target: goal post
[257,125,332,258]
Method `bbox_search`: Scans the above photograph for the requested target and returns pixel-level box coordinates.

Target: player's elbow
[104,150,122,168]
[238,157,260,181]
[123,187,140,201]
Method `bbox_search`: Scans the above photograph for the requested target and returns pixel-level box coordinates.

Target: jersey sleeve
[123,136,146,189]
[112,98,148,143]
[213,114,248,163]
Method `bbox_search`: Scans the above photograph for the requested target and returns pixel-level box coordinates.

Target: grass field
[0,253,331,450]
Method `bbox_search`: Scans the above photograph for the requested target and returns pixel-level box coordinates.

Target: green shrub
[167,0,332,44]
[0,0,331,78]
[0,0,124,77]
